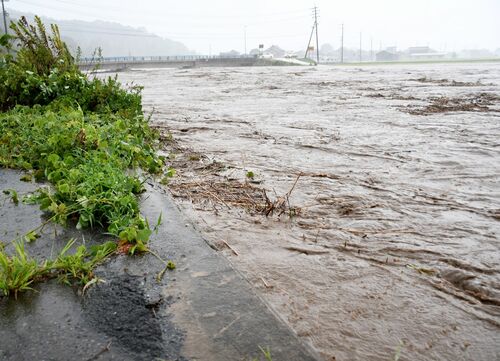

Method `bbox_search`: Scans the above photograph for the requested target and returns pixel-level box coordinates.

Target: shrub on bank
[0,16,165,296]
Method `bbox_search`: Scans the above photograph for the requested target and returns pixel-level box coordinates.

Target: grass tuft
[0,242,41,298]
[0,239,117,297]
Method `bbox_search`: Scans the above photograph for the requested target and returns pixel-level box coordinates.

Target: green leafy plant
[0,16,163,250]
[0,33,13,55]
[20,174,32,182]
[52,239,117,285]
[1,16,142,114]
[0,239,117,297]
[24,231,40,243]
[0,241,42,298]
[250,346,273,361]
[0,107,162,244]
[2,189,19,205]
[160,167,176,185]
[0,16,175,298]
[9,16,74,75]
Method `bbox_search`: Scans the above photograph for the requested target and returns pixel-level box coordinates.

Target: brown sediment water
[118,63,500,361]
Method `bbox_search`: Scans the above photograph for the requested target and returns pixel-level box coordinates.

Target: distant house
[264,45,286,58]
[459,49,494,59]
[407,46,432,55]
[260,53,274,59]
[409,52,447,60]
[376,50,399,61]
[406,46,447,60]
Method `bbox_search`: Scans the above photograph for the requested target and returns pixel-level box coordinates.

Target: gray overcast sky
[7,0,500,53]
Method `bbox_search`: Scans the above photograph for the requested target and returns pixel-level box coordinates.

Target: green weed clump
[0,16,164,256]
[0,242,41,297]
[0,16,170,298]
[0,240,117,297]
[0,106,161,250]
[0,16,142,114]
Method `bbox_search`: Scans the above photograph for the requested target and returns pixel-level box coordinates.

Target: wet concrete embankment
[0,169,318,360]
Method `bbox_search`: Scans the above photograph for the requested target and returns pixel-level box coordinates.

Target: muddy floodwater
[118,63,500,360]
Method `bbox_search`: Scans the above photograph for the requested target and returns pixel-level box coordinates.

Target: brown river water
[118,63,500,361]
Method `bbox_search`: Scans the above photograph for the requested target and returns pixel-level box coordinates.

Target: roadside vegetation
[0,16,165,297]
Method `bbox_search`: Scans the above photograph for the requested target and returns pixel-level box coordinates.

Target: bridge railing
[78,54,258,64]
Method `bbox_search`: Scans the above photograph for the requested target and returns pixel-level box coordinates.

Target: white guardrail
[78,54,258,64]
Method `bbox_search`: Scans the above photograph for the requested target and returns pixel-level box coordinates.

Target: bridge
[79,54,275,71]
[78,54,310,71]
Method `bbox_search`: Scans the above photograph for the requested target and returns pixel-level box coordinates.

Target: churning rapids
[118,63,500,361]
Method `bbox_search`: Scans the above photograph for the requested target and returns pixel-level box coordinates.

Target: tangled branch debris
[169,176,302,218]
[410,77,492,87]
[403,93,500,115]
[155,124,303,218]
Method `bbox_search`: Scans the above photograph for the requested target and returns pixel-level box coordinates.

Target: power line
[15,0,311,21]
[58,27,306,41]
[10,1,311,42]
[244,14,311,27]
[8,0,323,51]
[60,28,160,38]
[48,0,311,19]
[12,0,311,34]
[15,0,113,19]
[58,26,158,36]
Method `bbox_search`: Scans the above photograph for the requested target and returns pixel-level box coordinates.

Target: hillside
[6,9,192,57]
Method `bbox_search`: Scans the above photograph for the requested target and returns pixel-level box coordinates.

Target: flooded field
[118,62,500,360]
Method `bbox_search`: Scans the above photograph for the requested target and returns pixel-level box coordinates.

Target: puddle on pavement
[118,63,500,360]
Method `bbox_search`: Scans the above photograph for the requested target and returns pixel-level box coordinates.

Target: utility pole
[304,6,319,64]
[305,24,314,59]
[359,32,362,62]
[1,0,8,36]
[370,37,373,61]
[244,26,247,55]
[304,24,315,60]
[313,5,319,64]
[340,23,344,63]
